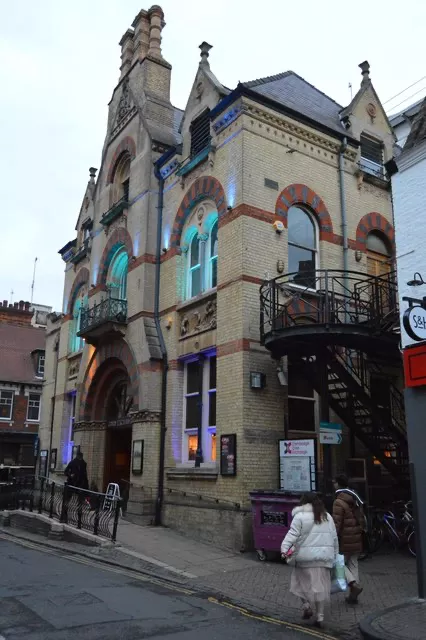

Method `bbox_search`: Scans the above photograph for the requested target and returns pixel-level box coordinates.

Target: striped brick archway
[171,176,227,248]
[67,267,89,315]
[106,136,136,184]
[79,340,139,420]
[96,227,134,287]
[355,212,395,252]
[275,183,334,241]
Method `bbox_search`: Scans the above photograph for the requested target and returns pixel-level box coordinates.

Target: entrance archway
[86,357,134,491]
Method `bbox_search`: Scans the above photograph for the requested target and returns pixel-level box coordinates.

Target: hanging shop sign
[279,439,316,492]
[403,304,426,342]
[319,421,342,445]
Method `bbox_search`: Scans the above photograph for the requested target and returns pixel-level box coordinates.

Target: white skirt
[290,566,331,603]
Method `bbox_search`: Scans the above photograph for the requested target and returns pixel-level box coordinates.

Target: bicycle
[362,501,415,558]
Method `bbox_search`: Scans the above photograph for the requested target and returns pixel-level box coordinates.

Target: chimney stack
[147,5,165,59]
[131,9,151,65]
[119,29,135,79]
[0,299,33,326]
[359,60,371,87]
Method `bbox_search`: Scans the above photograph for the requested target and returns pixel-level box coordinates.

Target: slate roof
[0,323,45,384]
[242,71,347,137]
[403,96,426,152]
[173,106,184,144]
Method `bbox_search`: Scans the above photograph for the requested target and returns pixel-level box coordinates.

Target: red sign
[404,343,426,388]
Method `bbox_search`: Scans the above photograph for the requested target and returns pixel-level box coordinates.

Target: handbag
[331,553,347,593]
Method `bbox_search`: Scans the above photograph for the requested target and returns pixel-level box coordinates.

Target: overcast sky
[1,0,425,311]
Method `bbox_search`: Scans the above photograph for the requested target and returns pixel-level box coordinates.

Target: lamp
[250,372,265,389]
[407,272,425,287]
[277,366,288,386]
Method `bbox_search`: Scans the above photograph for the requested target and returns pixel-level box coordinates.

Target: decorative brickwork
[106,136,136,184]
[356,212,395,251]
[67,267,89,314]
[96,228,133,286]
[79,339,139,420]
[276,183,334,241]
[171,176,227,247]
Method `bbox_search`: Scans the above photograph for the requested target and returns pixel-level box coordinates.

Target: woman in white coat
[281,493,338,628]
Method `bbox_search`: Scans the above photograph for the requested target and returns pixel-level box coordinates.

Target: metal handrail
[260,269,398,342]
[80,297,127,334]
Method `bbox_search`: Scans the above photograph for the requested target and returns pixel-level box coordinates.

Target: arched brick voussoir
[170,176,227,248]
[355,212,395,252]
[275,183,334,239]
[96,227,134,286]
[106,136,136,184]
[67,267,90,315]
[79,339,139,421]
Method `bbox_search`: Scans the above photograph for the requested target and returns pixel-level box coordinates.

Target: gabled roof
[389,98,424,127]
[403,96,426,152]
[0,324,45,384]
[242,71,346,138]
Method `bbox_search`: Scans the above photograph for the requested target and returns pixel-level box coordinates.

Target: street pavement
[0,537,337,640]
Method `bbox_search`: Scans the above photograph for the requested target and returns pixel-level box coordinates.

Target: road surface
[0,536,335,639]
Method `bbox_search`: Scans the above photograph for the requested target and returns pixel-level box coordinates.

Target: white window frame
[186,233,202,300]
[37,353,45,377]
[0,390,14,421]
[182,354,217,465]
[287,206,319,291]
[27,393,41,422]
[287,362,319,433]
[206,220,218,291]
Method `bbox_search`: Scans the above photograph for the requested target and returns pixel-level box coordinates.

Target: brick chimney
[0,300,32,327]
[119,29,135,80]
[131,9,150,65]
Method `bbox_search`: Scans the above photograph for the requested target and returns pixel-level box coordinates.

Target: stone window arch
[287,205,319,288]
[107,245,128,300]
[110,152,131,205]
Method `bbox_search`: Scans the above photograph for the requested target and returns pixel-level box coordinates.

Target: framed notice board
[220,434,237,476]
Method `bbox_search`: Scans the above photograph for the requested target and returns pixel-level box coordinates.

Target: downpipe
[153,165,168,527]
[47,338,60,478]
[338,136,349,322]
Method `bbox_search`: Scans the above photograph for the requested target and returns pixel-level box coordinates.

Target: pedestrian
[281,492,338,628]
[64,451,89,490]
[332,474,364,604]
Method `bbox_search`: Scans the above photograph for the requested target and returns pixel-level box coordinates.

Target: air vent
[264,178,279,190]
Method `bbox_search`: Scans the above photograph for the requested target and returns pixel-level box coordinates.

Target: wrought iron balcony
[100,196,129,227]
[79,297,127,345]
[70,238,91,265]
[260,269,399,357]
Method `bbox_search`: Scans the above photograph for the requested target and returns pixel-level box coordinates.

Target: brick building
[0,300,47,479]
[39,6,406,549]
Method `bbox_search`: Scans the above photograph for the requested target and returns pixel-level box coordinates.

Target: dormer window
[190,109,211,158]
[37,353,45,377]
[360,134,384,177]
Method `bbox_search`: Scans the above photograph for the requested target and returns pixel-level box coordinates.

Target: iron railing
[0,477,121,541]
[100,196,129,227]
[260,269,398,342]
[79,297,127,335]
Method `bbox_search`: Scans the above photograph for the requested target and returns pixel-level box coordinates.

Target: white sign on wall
[279,439,316,492]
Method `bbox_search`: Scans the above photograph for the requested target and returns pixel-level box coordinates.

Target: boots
[346,582,363,604]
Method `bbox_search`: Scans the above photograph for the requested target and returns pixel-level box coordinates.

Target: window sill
[166,465,218,481]
[177,288,217,312]
[176,146,211,178]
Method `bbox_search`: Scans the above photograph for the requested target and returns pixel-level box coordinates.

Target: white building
[388,96,426,347]
[390,98,424,151]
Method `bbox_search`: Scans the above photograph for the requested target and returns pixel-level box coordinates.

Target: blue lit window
[70,295,87,353]
[107,246,128,300]
[208,221,218,289]
[188,233,201,298]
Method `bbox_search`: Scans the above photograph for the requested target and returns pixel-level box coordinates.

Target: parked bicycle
[360,501,415,559]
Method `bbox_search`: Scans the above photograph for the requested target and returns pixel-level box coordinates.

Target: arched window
[288,206,318,288]
[366,231,391,277]
[107,246,128,299]
[70,295,86,353]
[187,233,201,298]
[111,153,131,205]
[208,221,218,289]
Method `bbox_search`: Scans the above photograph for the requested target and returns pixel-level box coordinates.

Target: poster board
[279,439,316,492]
[103,482,121,511]
[220,434,237,476]
[39,450,48,478]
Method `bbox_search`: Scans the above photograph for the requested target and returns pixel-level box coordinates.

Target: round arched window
[288,206,318,287]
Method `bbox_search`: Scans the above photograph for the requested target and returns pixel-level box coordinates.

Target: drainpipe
[338,137,349,319]
[47,335,60,477]
[153,163,168,527]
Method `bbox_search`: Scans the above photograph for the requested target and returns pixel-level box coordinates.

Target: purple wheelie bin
[250,490,301,561]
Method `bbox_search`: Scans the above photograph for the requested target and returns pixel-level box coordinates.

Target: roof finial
[359,60,370,86]
[199,41,212,66]
[89,167,97,184]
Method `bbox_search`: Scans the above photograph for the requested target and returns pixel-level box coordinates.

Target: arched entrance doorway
[90,358,134,491]
[366,231,391,278]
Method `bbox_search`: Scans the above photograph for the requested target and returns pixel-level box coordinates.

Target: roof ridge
[243,71,292,88]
